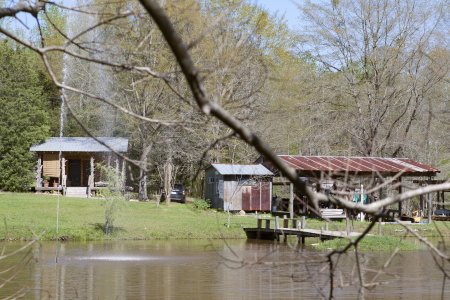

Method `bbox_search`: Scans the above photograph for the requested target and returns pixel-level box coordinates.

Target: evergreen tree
[0,41,54,191]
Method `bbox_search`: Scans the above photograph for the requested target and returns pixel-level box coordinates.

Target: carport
[257,155,440,220]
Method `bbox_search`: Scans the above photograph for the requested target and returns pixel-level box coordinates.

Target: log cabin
[30,137,128,197]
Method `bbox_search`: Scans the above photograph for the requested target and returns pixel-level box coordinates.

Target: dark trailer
[205,164,274,212]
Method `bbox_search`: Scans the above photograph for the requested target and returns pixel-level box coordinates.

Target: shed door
[260,182,271,211]
[251,184,260,210]
[241,186,252,211]
[250,181,271,211]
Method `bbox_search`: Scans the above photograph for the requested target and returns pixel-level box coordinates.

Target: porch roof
[30,137,128,153]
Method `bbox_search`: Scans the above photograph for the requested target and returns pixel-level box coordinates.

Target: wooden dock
[244,217,363,244]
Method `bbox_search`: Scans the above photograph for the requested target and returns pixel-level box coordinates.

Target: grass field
[0,193,256,241]
[1,193,450,249]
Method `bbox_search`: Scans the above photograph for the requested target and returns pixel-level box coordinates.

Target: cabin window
[208,177,215,184]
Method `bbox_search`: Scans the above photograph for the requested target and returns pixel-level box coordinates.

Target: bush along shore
[1,193,449,251]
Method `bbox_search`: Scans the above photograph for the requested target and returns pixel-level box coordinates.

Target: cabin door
[68,159,81,186]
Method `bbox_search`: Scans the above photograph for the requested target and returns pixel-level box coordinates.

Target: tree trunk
[138,172,148,201]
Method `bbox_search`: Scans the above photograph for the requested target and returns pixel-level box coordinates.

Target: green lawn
[313,236,419,251]
[0,193,256,241]
[2,193,450,247]
[299,218,450,238]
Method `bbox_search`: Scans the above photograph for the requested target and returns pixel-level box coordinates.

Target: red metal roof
[275,155,439,176]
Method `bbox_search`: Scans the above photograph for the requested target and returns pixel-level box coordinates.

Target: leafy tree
[0,41,53,191]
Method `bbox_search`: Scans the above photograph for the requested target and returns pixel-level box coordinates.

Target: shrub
[191,199,211,211]
[97,164,126,234]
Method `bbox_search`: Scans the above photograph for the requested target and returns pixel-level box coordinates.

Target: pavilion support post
[88,156,94,198]
[436,191,439,210]
[428,192,432,224]
[398,177,403,216]
[289,183,294,219]
[36,156,42,189]
[442,191,445,209]
[360,184,365,221]
[378,184,383,222]
[419,194,423,215]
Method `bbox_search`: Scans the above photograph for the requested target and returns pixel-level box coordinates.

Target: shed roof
[210,164,273,176]
[260,155,439,177]
[30,137,128,153]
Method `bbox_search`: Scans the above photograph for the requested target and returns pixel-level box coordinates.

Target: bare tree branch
[138,0,323,212]
[0,1,45,19]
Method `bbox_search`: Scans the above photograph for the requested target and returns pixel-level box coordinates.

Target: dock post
[265,219,270,230]
[283,215,288,228]
[300,216,306,229]
[325,222,329,231]
[275,216,279,230]
[256,216,261,239]
[292,219,298,229]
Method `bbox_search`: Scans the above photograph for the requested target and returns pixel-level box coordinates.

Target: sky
[7,1,304,36]
[253,0,302,29]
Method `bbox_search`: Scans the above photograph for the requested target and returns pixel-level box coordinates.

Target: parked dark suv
[170,184,186,203]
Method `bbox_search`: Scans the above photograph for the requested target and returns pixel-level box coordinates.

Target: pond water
[1,239,448,299]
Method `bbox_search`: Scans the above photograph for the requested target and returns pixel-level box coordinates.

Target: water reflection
[1,240,449,299]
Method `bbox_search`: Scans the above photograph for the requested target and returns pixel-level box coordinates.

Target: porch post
[59,153,64,187]
[61,157,66,194]
[88,156,94,198]
[115,158,120,181]
[36,156,42,189]
[121,159,126,191]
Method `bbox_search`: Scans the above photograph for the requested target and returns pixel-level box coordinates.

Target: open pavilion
[257,155,441,221]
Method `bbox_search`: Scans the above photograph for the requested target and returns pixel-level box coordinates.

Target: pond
[1,239,448,299]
